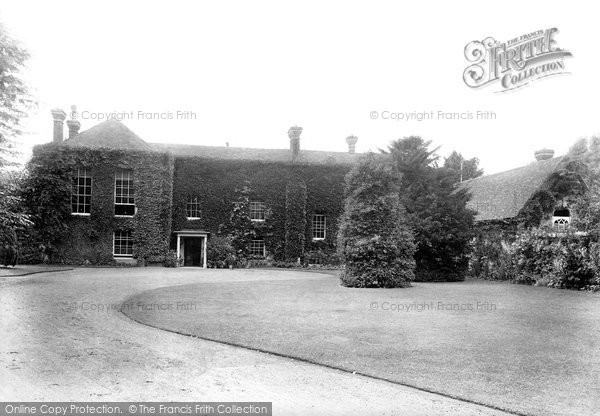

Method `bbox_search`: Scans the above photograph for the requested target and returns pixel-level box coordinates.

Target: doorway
[175,230,209,268]
[183,237,203,266]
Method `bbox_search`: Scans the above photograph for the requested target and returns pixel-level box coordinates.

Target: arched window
[552,208,570,231]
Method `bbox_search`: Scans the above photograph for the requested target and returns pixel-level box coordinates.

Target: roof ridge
[469,155,565,181]
[149,142,357,155]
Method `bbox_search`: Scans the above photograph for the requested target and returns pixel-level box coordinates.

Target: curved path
[0,268,511,416]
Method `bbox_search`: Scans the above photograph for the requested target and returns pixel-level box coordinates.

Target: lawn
[122,273,600,416]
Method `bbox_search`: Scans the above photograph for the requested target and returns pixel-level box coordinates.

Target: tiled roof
[63,120,153,151]
[61,120,359,165]
[150,143,360,165]
[456,156,565,221]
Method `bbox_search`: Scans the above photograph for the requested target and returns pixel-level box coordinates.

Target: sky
[1,0,598,174]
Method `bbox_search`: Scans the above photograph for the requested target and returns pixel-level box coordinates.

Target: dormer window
[552,208,571,231]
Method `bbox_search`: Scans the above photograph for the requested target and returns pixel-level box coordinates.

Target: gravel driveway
[0,268,512,416]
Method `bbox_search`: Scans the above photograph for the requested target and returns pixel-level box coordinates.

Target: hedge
[470,225,599,290]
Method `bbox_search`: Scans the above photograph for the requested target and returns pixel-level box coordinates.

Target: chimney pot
[346,135,358,154]
[534,148,554,161]
[288,125,303,160]
[66,105,81,139]
[50,108,67,143]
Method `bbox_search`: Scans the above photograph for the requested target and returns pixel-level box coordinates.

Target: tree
[381,136,439,185]
[384,137,476,281]
[414,167,476,280]
[0,21,35,266]
[337,154,416,288]
[443,151,484,183]
[0,171,32,266]
[0,21,34,168]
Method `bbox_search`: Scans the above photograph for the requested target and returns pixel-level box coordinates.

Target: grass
[122,274,600,416]
[0,265,73,277]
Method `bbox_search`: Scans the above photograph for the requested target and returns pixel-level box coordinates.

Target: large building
[26,109,361,267]
[27,109,590,268]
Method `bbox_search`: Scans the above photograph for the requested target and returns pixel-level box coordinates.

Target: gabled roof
[150,143,360,165]
[457,156,565,221]
[63,120,153,151]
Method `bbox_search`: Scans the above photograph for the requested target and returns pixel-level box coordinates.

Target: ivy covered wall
[468,158,589,279]
[171,157,349,261]
[21,144,174,264]
[21,144,351,265]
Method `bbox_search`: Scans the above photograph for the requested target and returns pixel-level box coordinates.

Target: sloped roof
[457,156,565,221]
[63,120,153,151]
[61,119,361,165]
[150,143,360,165]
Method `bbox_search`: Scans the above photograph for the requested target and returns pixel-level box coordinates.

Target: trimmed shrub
[163,250,182,268]
[338,154,416,288]
[206,235,236,268]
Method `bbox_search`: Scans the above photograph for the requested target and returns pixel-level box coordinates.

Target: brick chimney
[50,108,67,143]
[534,148,554,161]
[66,105,81,139]
[288,126,303,160]
[346,135,358,154]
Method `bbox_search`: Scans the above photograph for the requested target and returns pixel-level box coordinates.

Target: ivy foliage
[284,171,307,261]
[476,228,599,290]
[220,181,273,259]
[19,144,174,264]
[470,138,599,288]
[517,158,589,227]
[338,154,416,288]
[171,157,348,262]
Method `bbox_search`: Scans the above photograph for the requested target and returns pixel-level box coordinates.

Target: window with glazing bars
[71,168,92,214]
[114,169,135,216]
[186,197,201,219]
[250,201,265,221]
[312,214,326,240]
[249,239,265,257]
[113,230,133,256]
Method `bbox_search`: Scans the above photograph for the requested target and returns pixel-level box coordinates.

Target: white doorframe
[176,232,208,268]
